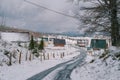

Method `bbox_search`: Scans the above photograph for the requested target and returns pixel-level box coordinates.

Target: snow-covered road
[27,49,86,80]
[53,49,86,80]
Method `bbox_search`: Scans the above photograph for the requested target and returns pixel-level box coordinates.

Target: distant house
[77,39,89,47]
[87,39,107,55]
[65,38,77,45]
[0,31,30,43]
[90,39,107,49]
[37,37,49,47]
[53,39,66,47]
[42,37,48,47]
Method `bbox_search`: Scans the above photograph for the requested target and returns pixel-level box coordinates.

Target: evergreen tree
[38,38,44,50]
[29,35,34,50]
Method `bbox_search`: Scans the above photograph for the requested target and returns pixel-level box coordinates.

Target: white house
[77,37,91,47]
[65,38,77,45]
[0,31,30,42]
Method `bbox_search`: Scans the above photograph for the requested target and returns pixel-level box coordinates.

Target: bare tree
[69,0,120,46]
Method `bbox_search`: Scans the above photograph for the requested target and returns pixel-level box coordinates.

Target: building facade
[0,31,30,42]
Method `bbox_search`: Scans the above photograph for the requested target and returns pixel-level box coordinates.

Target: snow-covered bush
[0,40,29,66]
[71,46,120,80]
[32,49,39,57]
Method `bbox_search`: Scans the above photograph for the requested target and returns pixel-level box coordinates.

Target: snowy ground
[1,39,120,80]
[71,47,120,80]
[0,54,80,80]
[0,40,80,80]
[0,59,70,80]
[27,49,84,80]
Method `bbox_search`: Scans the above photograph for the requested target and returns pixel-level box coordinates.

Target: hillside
[71,47,120,80]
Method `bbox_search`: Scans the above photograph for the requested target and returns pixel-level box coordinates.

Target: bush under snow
[71,47,120,80]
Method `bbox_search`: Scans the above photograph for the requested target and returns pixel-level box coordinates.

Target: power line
[24,0,77,19]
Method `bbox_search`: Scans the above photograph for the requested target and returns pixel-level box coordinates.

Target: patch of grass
[114,52,120,58]
[99,53,107,59]
[4,50,9,55]
[90,59,95,63]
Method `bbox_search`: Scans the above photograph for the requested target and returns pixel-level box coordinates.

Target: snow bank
[71,47,120,80]
[0,40,29,66]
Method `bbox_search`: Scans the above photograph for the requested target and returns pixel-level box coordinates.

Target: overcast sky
[0,0,82,33]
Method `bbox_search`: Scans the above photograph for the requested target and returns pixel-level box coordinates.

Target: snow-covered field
[0,39,120,80]
[0,59,72,80]
[0,40,80,80]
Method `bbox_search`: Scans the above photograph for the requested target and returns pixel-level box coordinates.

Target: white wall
[0,32,30,42]
[65,39,77,45]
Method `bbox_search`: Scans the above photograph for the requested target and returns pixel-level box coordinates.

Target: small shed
[90,39,107,49]
[54,39,66,47]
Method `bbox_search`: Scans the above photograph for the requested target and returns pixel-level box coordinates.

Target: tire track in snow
[53,49,86,80]
[27,52,82,80]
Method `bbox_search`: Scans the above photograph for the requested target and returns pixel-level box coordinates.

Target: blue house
[90,39,107,49]
[54,39,66,47]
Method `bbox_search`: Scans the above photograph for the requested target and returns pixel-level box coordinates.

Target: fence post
[19,51,22,64]
[25,50,28,61]
[13,49,16,59]
[43,52,45,60]
[29,51,32,61]
[63,52,64,57]
[53,53,55,58]
[47,53,49,60]
[32,53,34,60]
[9,52,12,66]
[60,53,62,58]
[40,52,42,61]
